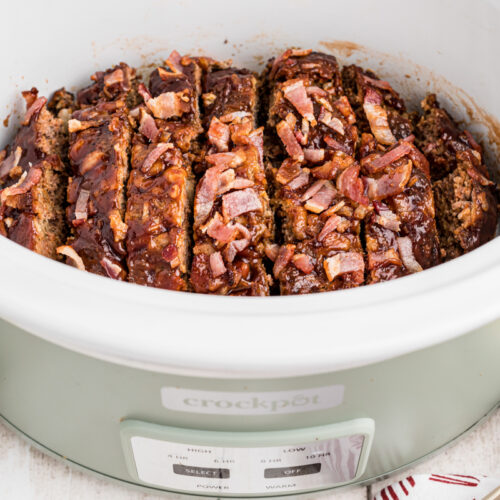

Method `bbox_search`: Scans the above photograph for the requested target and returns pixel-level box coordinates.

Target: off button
[264,463,322,478]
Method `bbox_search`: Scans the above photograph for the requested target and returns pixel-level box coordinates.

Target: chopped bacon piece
[103,68,124,86]
[100,256,123,279]
[303,148,325,162]
[323,200,346,217]
[363,87,396,145]
[373,202,401,231]
[362,142,412,173]
[233,222,251,240]
[406,143,430,178]
[311,160,338,180]
[21,89,38,109]
[301,180,327,202]
[208,117,230,152]
[222,188,262,220]
[334,96,356,124]
[243,128,264,162]
[264,242,280,262]
[209,251,227,277]
[139,111,159,142]
[463,129,482,153]
[306,86,328,98]
[287,170,310,190]
[56,245,86,271]
[145,90,191,120]
[304,181,336,213]
[224,238,250,263]
[165,50,184,74]
[292,253,314,274]
[365,160,413,200]
[467,166,495,187]
[205,213,237,244]
[23,96,47,125]
[194,165,226,225]
[368,248,402,269]
[74,188,90,222]
[216,171,254,195]
[276,120,304,161]
[273,244,295,277]
[68,119,100,133]
[141,143,171,174]
[319,108,345,135]
[0,146,22,179]
[276,159,302,185]
[282,79,316,124]
[231,177,255,190]
[397,236,423,272]
[323,252,364,281]
[162,243,179,263]
[269,48,313,79]
[206,150,246,169]
[216,169,236,194]
[362,74,394,92]
[318,214,344,242]
[137,83,153,102]
[219,111,253,123]
[337,164,369,206]
[0,167,42,203]
[324,135,351,154]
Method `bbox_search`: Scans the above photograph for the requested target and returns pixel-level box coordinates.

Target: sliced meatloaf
[60,64,136,279]
[190,64,274,295]
[342,65,440,282]
[266,49,367,294]
[125,52,201,290]
[416,94,497,259]
[0,88,71,258]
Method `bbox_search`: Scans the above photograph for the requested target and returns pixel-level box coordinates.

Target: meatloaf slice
[125,53,201,290]
[190,65,274,295]
[359,134,441,282]
[140,51,202,153]
[342,65,415,145]
[266,49,366,294]
[415,94,483,182]
[0,88,71,258]
[433,150,497,260]
[77,62,136,107]
[61,63,136,279]
[416,94,497,259]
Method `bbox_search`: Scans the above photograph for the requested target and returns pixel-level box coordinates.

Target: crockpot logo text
[160,386,345,415]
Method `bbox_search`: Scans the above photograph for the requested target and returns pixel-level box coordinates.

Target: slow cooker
[1,0,500,497]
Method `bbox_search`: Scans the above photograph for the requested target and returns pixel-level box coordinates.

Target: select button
[173,464,230,479]
[264,463,322,478]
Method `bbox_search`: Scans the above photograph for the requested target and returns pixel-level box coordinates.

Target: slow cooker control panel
[120,419,374,495]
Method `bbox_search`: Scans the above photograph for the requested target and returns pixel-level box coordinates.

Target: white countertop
[1,409,499,499]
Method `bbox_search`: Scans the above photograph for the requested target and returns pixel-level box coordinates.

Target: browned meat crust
[342,64,415,143]
[0,88,70,258]
[145,53,202,152]
[359,134,440,282]
[190,65,274,295]
[125,53,201,290]
[266,49,366,294]
[417,95,498,257]
[63,64,135,279]
[433,151,497,260]
[341,65,440,283]
[416,94,481,181]
[416,94,497,260]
